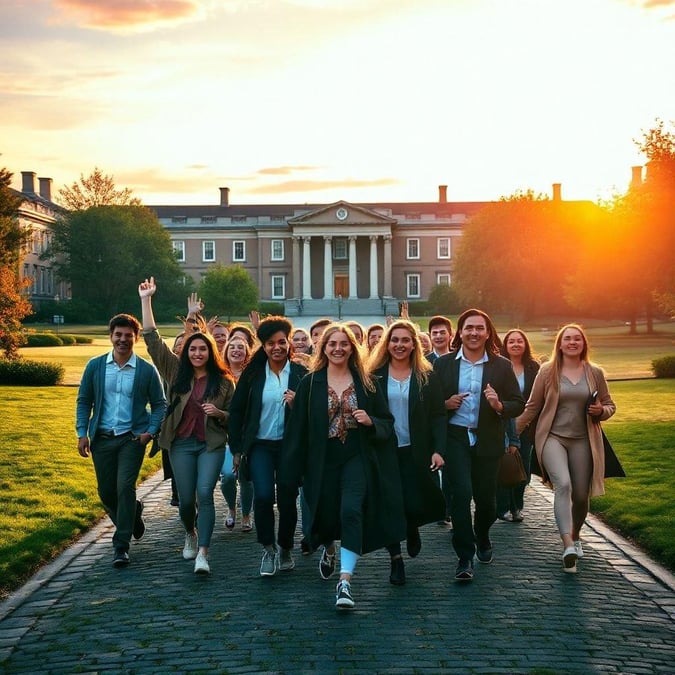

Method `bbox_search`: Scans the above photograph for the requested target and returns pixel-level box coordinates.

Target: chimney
[21,171,36,194]
[219,187,230,207]
[438,185,448,204]
[631,165,643,188]
[552,183,562,201]
[38,177,53,202]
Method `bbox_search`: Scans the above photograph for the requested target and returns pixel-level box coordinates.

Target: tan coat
[516,362,616,496]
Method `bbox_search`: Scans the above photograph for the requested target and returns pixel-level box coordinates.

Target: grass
[3,321,674,599]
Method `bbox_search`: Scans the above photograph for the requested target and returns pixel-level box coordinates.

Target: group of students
[76,278,616,610]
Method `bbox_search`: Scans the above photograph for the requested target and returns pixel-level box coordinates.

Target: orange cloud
[258,166,323,175]
[248,178,399,194]
[53,0,204,31]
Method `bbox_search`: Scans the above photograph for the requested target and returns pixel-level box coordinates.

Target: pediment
[288,201,396,226]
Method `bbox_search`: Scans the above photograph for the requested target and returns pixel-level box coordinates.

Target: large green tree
[57,167,142,210]
[48,205,188,321]
[198,264,259,321]
[452,190,597,321]
[0,168,32,357]
[566,120,675,333]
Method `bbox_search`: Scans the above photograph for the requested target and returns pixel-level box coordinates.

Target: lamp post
[54,294,60,334]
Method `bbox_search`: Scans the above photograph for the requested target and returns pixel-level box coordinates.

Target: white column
[348,235,358,299]
[383,234,393,297]
[323,235,333,299]
[369,235,378,299]
[302,236,312,300]
[292,236,301,298]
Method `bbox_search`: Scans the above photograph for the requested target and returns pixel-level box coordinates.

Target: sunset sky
[1,0,673,206]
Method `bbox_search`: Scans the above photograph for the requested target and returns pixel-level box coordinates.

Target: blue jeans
[170,437,225,548]
[249,440,297,549]
[91,432,145,552]
[220,445,254,516]
[446,425,500,561]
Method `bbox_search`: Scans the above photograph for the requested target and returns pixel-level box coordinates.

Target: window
[233,240,246,262]
[406,273,421,298]
[437,238,451,259]
[271,275,285,299]
[231,215,247,223]
[172,240,185,262]
[333,238,348,259]
[171,216,187,224]
[437,273,451,286]
[201,216,216,224]
[406,238,420,259]
[271,239,284,261]
[202,240,215,262]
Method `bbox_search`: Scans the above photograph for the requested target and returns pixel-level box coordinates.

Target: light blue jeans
[220,445,254,517]
[170,436,225,548]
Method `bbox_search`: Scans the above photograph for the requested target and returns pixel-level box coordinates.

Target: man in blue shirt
[77,314,166,567]
[433,309,524,581]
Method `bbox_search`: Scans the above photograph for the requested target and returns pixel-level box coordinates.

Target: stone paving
[1,473,674,674]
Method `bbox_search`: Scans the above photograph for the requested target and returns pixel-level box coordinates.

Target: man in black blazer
[433,309,524,581]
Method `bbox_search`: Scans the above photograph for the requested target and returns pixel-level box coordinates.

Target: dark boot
[389,556,406,585]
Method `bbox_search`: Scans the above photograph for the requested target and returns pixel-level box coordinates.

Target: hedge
[652,355,675,378]
[24,333,63,347]
[0,358,65,385]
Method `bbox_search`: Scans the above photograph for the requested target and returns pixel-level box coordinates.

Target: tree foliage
[198,264,259,321]
[57,167,142,210]
[48,205,189,321]
[452,190,594,321]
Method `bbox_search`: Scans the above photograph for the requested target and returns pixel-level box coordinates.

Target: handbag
[602,429,626,478]
[498,451,527,487]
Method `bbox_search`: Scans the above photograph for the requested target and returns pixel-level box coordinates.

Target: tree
[57,167,142,210]
[566,120,675,333]
[427,283,461,315]
[0,168,32,358]
[198,264,259,321]
[48,205,188,321]
[452,190,595,321]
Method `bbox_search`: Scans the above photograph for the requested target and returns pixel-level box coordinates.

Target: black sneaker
[455,558,473,581]
[476,544,493,564]
[389,557,406,586]
[319,546,336,579]
[335,579,355,610]
[113,548,130,568]
[133,500,145,540]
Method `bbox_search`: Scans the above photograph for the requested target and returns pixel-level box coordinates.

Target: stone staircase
[284,297,399,319]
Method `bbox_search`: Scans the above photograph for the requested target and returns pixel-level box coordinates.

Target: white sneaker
[183,531,198,560]
[260,548,278,576]
[194,551,210,574]
[335,579,355,610]
[574,540,584,558]
[562,546,578,573]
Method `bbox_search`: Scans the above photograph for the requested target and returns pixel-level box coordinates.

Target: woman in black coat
[283,323,405,611]
[369,320,447,585]
[228,316,307,577]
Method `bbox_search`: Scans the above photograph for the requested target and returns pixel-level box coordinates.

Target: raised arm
[138,276,158,331]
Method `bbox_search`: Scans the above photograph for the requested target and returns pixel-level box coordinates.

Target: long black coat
[282,367,406,555]
[373,365,446,528]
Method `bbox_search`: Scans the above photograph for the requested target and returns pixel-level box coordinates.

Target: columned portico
[302,236,312,300]
[383,234,392,297]
[348,236,357,299]
[292,236,301,298]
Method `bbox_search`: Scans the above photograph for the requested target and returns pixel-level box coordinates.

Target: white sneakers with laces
[183,531,198,560]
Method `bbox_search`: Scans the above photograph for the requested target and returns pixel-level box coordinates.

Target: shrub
[56,334,77,345]
[258,302,285,316]
[72,335,94,344]
[24,333,63,347]
[652,355,675,378]
[407,300,430,316]
[0,358,64,385]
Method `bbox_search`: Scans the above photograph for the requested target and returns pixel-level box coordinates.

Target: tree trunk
[646,295,654,334]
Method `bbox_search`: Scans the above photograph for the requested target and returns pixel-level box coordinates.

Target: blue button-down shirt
[452,347,488,446]
[99,351,137,435]
[387,373,411,448]
[258,359,291,440]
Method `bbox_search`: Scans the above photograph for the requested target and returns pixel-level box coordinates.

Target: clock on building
[336,207,349,221]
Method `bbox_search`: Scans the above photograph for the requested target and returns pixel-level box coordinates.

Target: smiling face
[188,337,210,371]
[226,337,248,367]
[429,324,451,353]
[211,326,229,353]
[263,330,290,366]
[292,329,310,354]
[505,330,526,359]
[459,314,489,358]
[367,328,383,349]
[110,326,137,362]
[559,327,586,359]
[387,327,415,364]
[324,329,353,367]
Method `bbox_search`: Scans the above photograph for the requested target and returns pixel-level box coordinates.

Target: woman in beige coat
[516,324,615,573]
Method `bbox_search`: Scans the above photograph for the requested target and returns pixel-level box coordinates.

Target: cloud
[257,166,323,175]
[248,178,399,194]
[52,0,206,32]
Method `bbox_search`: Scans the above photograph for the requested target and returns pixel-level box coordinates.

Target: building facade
[151,186,489,316]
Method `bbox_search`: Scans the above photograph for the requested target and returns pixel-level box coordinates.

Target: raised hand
[138,276,156,298]
[187,292,204,315]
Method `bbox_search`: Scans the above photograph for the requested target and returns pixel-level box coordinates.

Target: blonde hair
[369,320,432,390]
[309,323,375,392]
[548,323,590,391]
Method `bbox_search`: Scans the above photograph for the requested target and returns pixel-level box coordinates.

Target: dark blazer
[519,358,541,443]
[228,359,307,457]
[373,365,446,527]
[282,367,406,555]
[433,350,525,458]
[76,353,166,439]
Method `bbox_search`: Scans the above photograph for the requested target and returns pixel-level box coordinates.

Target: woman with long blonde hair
[517,324,616,573]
